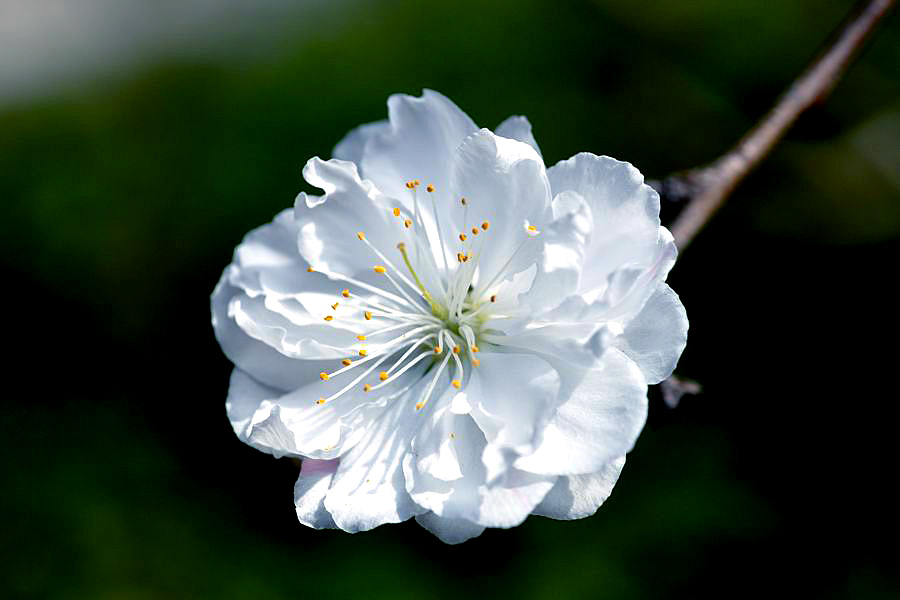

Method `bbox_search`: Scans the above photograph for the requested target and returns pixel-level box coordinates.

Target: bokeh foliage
[2,0,898,598]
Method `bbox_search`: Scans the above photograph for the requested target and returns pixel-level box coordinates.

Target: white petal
[411,404,464,482]
[520,190,592,312]
[294,459,339,529]
[246,357,428,459]
[226,209,306,298]
[332,119,389,166]
[415,512,485,544]
[212,275,330,391]
[515,348,647,476]
[532,456,625,520]
[495,115,542,158]
[323,380,430,532]
[450,129,553,295]
[467,351,561,478]
[294,157,401,277]
[360,89,478,200]
[225,368,279,443]
[548,153,662,294]
[404,413,556,529]
[614,283,688,384]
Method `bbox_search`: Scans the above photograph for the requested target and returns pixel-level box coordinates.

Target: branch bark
[656,0,895,252]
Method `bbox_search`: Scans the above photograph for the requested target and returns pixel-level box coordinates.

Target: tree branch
[654,0,895,252]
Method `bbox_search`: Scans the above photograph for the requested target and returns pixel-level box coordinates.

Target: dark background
[3,1,898,598]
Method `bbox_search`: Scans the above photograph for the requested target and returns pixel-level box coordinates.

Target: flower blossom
[211,90,687,543]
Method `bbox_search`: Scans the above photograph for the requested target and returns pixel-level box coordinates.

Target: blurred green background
[2,0,898,598]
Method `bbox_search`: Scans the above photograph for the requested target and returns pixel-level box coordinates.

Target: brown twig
[659,0,895,252]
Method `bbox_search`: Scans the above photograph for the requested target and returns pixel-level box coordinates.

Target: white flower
[211,90,687,544]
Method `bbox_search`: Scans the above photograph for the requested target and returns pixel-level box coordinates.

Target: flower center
[308,179,538,412]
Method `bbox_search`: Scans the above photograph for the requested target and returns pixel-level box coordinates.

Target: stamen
[359,349,368,357]
[416,341,453,411]
[434,345,442,354]
[359,237,423,302]
[342,289,350,298]
[426,184,435,193]
[443,331,465,387]
[356,335,367,341]
[471,227,479,236]
[482,221,490,231]
[331,302,339,310]
[342,359,352,367]
[317,351,395,404]
[459,233,467,242]
[451,380,461,389]
[307,266,315,273]
[315,267,408,307]
[319,372,330,381]
[323,315,333,322]
[379,371,389,381]
[373,265,387,274]
[404,219,412,228]
[393,207,401,217]
[364,311,372,320]
[397,242,446,320]
[357,232,366,241]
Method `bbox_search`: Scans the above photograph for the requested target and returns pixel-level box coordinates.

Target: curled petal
[495,115,542,158]
[614,284,688,384]
[548,153,662,294]
[360,89,478,200]
[515,349,647,477]
[532,456,625,520]
[295,459,340,529]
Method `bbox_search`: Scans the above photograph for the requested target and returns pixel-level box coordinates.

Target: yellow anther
[319,372,330,381]
[527,224,538,233]
[460,197,467,205]
[393,207,401,217]
[482,221,490,231]
[490,294,497,303]
[364,311,372,320]
[341,289,350,298]
[471,345,480,353]
[415,402,425,410]
[462,254,469,262]
[323,315,334,322]
[342,359,352,367]
[356,335,367,341]
[405,181,415,189]
[404,218,412,228]
[357,231,366,240]
[359,349,368,357]
[307,266,315,273]
[364,384,372,392]
[453,346,460,354]
[426,184,435,193]
[451,380,461,389]
[434,346,443,354]
[472,358,480,367]
[316,397,326,405]
[471,227,479,236]
[457,252,465,263]
[379,371,389,381]
[459,233,467,242]
[373,265,387,274]
[397,242,406,251]
[331,302,339,310]
[413,179,421,186]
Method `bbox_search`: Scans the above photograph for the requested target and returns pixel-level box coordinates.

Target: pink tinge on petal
[301,458,340,476]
